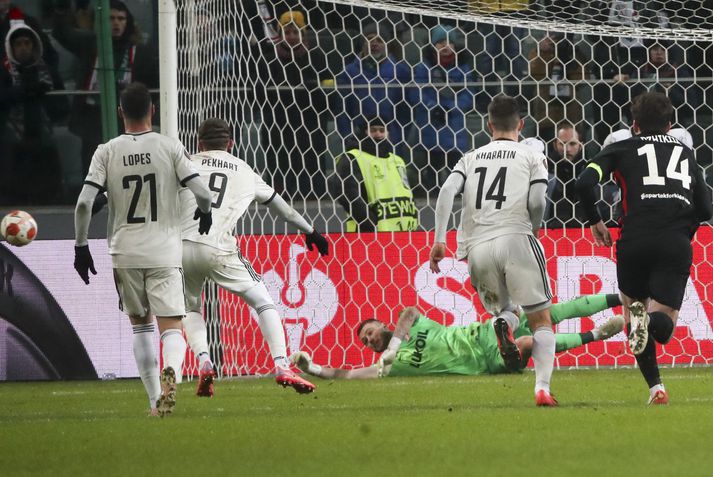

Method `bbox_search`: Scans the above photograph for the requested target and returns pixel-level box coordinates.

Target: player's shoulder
[667,128,694,149]
[603,128,633,147]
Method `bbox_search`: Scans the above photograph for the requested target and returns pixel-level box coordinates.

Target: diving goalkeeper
[292,294,624,379]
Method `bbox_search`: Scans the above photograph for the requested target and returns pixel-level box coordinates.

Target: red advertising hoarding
[212,228,713,375]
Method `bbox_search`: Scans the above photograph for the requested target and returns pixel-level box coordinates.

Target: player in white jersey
[603,126,693,149]
[178,118,329,396]
[73,83,213,416]
[427,95,558,406]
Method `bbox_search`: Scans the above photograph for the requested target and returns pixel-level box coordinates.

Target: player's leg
[114,268,161,414]
[514,293,622,338]
[146,267,189,415]
[633,251,688,405]
[553,315,625,352]
[181,242,215,396]
[617,234,688,404]
[517,314,625,365]
[241,283,315,393]
[505,235,556,406]
[467,243,521,371]
[210,249,315,393]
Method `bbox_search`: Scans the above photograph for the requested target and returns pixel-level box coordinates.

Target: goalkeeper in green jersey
[291,294,624,379]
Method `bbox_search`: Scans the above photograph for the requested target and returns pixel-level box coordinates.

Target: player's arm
[431,169,465,273]
[73,146,107,284]
[255,176,329,256]
[527,152,549,234]
[175,147,213,234]
[291,352,379,380]
[379,307,419,369]
[527,183,547,235]
[575,148,616,246]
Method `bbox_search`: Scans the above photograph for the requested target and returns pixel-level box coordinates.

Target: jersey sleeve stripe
[587,163,603,181]
[527,235,553,300]
[454,170,467,194]
[179,173,200,187]
[84,180,106,192]
[261,191,277,205]
[530,179,548,186]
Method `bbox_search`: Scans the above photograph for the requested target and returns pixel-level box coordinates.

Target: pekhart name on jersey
[638,134,680,144]
[201,157,240,172]
[123,152,151,166]
[475,150,517,161]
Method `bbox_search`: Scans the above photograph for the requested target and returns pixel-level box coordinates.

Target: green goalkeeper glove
[290,352,323,377]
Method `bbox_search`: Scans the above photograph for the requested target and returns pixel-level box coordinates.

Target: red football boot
[275,370,316,394]
[196,362,217,398]
[535,390,559,407]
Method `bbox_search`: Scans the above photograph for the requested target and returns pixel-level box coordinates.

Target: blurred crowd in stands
[1,0,712,231]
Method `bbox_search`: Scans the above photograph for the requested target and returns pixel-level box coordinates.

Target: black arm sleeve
[575,167,603,225]
[330,153,376,232]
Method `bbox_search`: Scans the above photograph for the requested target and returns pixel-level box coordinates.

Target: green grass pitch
[2,367,713,477]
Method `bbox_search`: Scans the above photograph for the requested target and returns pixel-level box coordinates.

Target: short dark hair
[631,92,673,135]
[356,318,380,338]
[487,95,521,132]
[119,82,152,121]
[198,118,232,150]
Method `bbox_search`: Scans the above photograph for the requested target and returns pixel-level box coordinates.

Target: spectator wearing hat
[329,116,418,232]
[408,25,476,195]
[335,22,411,150]
[0,20,67,204]
[1,1,58,68]
[259,9,329,198]
[53,0,158,177]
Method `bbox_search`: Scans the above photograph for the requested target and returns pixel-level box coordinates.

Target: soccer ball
[1,210,38,247]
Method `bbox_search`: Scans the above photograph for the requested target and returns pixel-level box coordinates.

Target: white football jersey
[85,131,200,268]
[180,150,274,251]
[453,140,548,259]
[603,127,693,149]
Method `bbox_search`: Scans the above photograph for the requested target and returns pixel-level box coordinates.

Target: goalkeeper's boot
[648,388,669,405]
[275,369,315,394]
[596,315,625,340]
[535,390,559,407]
[628,302,649,355]
[156,366,177,417]
[493,317,522,372]
[196,361,217,398]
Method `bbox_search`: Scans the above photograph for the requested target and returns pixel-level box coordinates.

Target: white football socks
[257,306,290,371]
[243,285,290,371]
[161,329,187,383]
[132,323,160,409]
[532,326,556,394]
[183,310,210,357]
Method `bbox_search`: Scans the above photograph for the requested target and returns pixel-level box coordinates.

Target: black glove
[74,245,97,284]
[193,207,212,235]
[305,230,329,256]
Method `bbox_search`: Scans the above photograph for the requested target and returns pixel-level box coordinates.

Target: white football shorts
[467,233,552,315]
[113,267,186,317]
[182,240,262,312]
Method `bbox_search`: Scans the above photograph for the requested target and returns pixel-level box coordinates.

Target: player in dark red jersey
[576,92,713,404]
